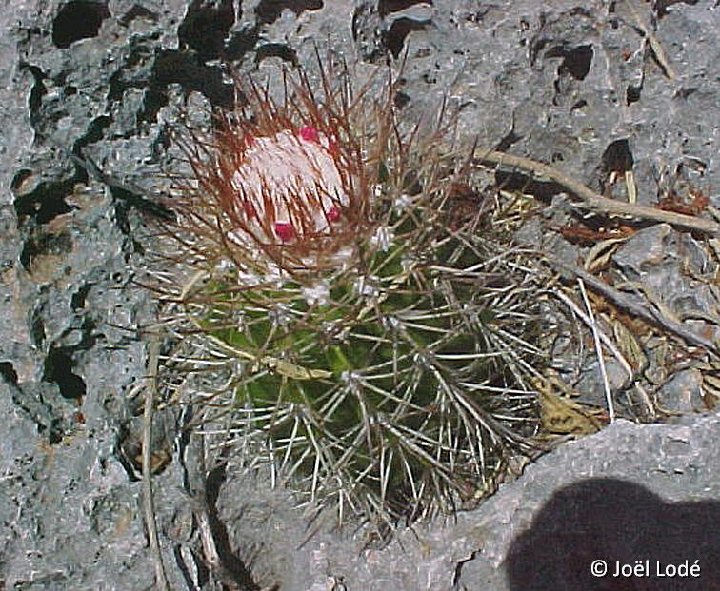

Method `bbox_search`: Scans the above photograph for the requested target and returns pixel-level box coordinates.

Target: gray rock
[656,367,706,414]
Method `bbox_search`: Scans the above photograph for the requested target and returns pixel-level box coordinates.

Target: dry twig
[578,278,616,423]
[472,149,720,235]
[143,329,170,591]
[548,258,720,358]
[553,286,656,417]
[623,0,677,79]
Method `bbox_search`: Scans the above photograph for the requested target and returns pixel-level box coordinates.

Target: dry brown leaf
[534,378,603,435]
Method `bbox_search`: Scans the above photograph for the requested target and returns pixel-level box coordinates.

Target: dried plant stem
[553,287,656,417]
[623,0,676,79]
[143,329,169,591]
[549,258,720,358]
[578,278,616,423]
[472,148,720,235]
[553,288,634,387]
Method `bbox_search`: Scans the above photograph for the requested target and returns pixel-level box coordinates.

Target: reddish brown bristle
[163,58,400,277]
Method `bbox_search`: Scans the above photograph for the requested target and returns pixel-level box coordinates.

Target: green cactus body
[163,63,542,523]
[184,184,539,521]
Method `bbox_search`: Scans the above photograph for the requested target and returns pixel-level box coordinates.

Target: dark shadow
[506,478,720,590]
[52,1,110,49]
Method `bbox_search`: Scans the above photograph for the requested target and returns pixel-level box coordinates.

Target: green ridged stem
[185,182,542,521]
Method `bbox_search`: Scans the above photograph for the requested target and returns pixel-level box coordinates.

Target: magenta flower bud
[273,221,295,242]
[299,125,320,143]
[326,205,341,223]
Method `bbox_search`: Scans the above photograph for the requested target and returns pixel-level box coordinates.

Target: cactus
[156,60,545,524]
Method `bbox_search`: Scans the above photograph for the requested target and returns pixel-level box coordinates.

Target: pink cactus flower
[229,126,348,246]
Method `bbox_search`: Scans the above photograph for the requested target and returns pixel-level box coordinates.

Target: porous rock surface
[1,0,719,589]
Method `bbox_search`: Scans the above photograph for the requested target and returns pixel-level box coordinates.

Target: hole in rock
[0,362,19,386]
[255,43,298,66]
[119,4,158,26]
[655,0,699,18]
[52,1,110,49]
[178,0,235,61]
[627,85,642,105]
[71,284,91,310]
[602,139,634,173]
[507,479,720,590]
[11,169,33,192]
[20,230,73,270]
[14,181,74,227]
[547,44,593,80]
[384,17,429,59]
[44,349,87,401]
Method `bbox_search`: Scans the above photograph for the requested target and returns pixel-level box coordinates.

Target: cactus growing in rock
[156,61,545,524]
